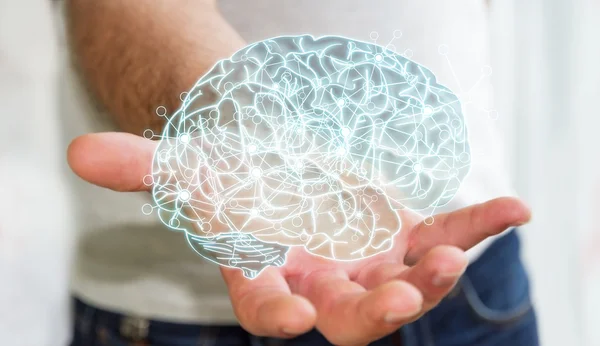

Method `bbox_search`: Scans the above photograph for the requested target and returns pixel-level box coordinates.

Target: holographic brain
[147,35,471,278]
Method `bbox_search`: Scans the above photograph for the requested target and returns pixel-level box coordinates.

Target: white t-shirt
[59,0,515,323]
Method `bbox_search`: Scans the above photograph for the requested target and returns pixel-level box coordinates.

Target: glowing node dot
[185,167,196,178]
[250,208,259,217]
[200,221,212,232]
[179,190,191,202]
[155,106,167,116]
[302,185,314,195]
[375,54,383,62]
[143,175,154,186]
[438,44,449,55]
[341,127,351,137]
[337,98,346,107]
[248,144,257,153]
[337,147,347,156]
[292,217,303,227]
[179,134,190,144]
[423,106,434,116]
[141,204,153,215]
[413,163,423,173]
[251,167,262,178]
[459,152,470,163]
[355,211,363,219]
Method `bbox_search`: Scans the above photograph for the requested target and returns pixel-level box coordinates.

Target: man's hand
[68,132,531,345]
[66,1,531,344]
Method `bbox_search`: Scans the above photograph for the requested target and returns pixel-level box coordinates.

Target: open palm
[68,132,530,345]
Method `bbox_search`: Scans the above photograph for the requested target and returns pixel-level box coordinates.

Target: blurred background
[1,0,599,345]
[0,0,73,345]
[489,0,600,345]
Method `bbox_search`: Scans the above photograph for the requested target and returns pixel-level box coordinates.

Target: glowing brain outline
[149,35,471,279]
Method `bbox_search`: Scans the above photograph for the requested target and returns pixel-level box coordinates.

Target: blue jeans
[70,229,539,346]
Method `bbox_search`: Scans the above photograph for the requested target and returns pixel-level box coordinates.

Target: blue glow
[143,35,471,279]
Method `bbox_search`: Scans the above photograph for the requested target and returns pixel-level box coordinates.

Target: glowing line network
[142,34,471,278]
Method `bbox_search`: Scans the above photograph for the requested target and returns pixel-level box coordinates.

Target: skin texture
[66,1,527,344]
[66,0,244,134]
[67,133,530,345]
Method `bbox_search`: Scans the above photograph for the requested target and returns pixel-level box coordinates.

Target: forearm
[66,0,245,134]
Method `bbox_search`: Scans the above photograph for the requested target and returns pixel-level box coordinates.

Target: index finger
[67,132,156,192]
[404,197,531,265]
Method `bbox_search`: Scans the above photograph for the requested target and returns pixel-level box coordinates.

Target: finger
[405,197,531,265]
[67,132,156,192]
[292,271,422,345]
[359,246,467,311]
[221,267,316,337]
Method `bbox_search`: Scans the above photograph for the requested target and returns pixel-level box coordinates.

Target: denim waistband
[73,297,245,340]
[466,228,520,280]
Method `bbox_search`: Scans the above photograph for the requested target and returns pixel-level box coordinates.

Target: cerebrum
[148,35,471,278]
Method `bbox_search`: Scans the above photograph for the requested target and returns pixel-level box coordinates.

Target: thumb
[67,132,157,192]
